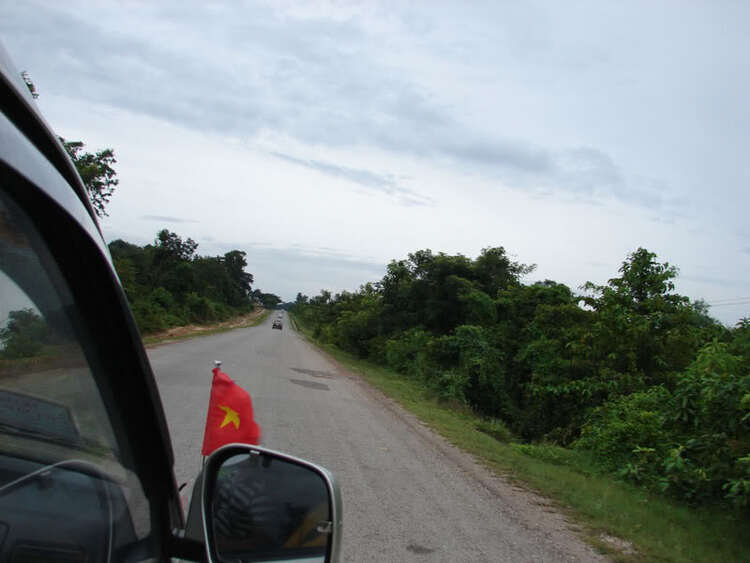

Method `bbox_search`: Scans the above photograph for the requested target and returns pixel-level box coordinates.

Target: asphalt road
[148,312,604,562]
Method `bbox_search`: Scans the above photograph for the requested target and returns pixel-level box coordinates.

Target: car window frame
[0,95,190,558]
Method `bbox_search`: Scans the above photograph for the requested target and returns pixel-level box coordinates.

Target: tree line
[1,228,280,362]
[109,229,280,333]
[292,247,750,512]
[1,228,279,368]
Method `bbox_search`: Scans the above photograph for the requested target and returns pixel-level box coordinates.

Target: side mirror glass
[202,445,341,563]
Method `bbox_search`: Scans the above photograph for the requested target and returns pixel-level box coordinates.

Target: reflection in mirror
[209,451,331,563]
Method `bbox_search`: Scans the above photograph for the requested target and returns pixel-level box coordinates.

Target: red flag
[201,367,261,456]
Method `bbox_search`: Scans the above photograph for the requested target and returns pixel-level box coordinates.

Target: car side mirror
[202,445,342,563]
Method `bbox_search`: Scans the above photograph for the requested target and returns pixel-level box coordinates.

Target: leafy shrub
[618,446,660,483]
[658,437,733,503]
[186,292,218,323]
[320,325,336,343]
[671,341,750,435]
[644,342,750,506]
[150,287,175,310]
[575,386,672,472]
[366,335,389,364]
[724,456,750,510]
[448,325,508,418]
[132,298,168,334]
[574,342,750,507]
[431,370,469,403]
[385,329,431,376]
[331,305,381,358]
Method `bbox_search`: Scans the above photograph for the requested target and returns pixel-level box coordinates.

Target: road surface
[148,312,604,562]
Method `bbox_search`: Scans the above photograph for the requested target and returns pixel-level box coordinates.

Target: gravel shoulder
[294,333,607,563]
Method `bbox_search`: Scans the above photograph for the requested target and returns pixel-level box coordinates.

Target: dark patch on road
[291,367,334,378]
[406,543,435,554]
[289,379,330,391]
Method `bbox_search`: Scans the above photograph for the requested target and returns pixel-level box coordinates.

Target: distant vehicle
[273,320,283,330]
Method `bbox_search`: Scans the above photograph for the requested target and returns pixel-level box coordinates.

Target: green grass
[291,318,749,562]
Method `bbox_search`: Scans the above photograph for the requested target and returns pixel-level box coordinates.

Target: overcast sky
[3,1,749,324]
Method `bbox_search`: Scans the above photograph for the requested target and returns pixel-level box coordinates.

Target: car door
[0,45,189,561]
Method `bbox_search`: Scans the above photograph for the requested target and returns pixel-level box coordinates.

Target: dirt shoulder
[143,308,271,348]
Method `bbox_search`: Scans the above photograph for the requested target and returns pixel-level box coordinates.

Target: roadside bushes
[332,308,381,358]
[186,292,232,324]
[448,325,507,415]
[384,328,432,376]
[291,246,749,512]
[575,386,672,472]
[380,325,507,406]
[131,297,169,334]
[575,341,750,509]
[662,341,750,507]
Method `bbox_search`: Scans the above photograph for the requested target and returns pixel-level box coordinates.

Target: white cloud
[2,0,749,323]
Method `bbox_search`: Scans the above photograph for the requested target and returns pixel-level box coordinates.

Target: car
[0,43,341,562]
[273,319,283,329]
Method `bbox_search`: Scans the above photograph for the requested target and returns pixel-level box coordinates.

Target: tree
[154,229,198,262]
[475,246,535,297]
[0,309,53,358]
[579,247,710,386]
[19,73,118,218]
[223,250,253,296]
[260,293,281,309]
[59,137,119,217]
[601,247,683,312]
[109,232,266,332]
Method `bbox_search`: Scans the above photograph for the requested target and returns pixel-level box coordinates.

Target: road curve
[148,312,604,562]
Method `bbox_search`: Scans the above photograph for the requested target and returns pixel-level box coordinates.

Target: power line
[707,296,750,304]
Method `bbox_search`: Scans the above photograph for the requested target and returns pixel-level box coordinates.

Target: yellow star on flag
[218,405,240,429]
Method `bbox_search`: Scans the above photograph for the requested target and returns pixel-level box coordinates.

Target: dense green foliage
[293,247,750,512]
[252,290,282,310]
[1,230,275,356]
[109,229,268,333]
[60,137,118,218]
